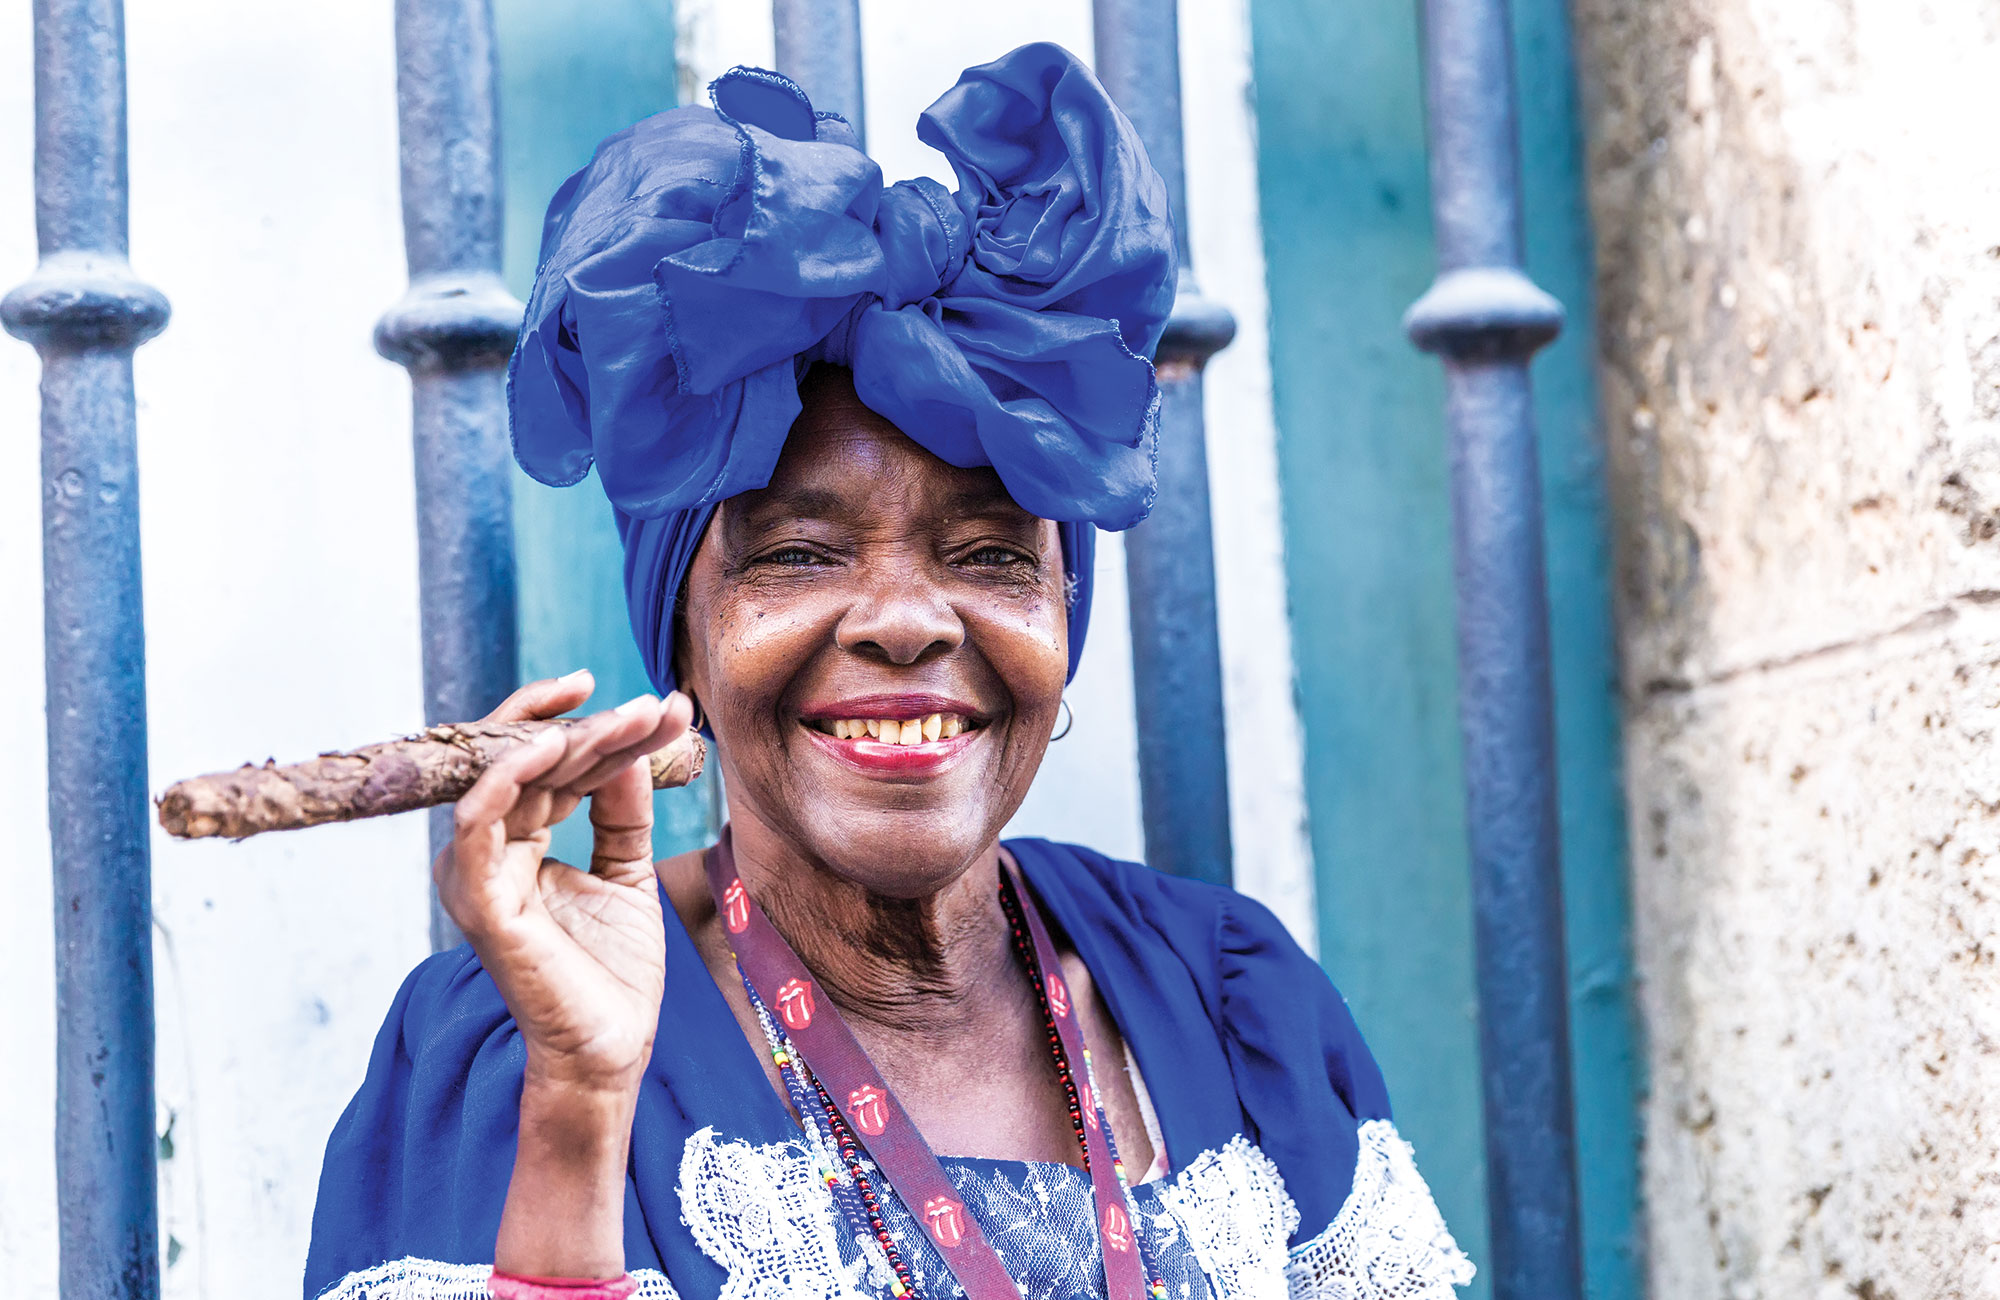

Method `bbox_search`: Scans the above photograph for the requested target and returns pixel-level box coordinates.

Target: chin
[796,798,1004,900]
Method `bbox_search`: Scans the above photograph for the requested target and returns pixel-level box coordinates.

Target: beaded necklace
[706,831,1165,1300]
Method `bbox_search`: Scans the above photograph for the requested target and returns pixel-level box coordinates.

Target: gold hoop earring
[686,693,707,733]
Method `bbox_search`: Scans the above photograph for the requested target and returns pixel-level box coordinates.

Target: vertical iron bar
[1403,0,1583,1292]
[1,1,168,1296]
[1092,0,1237,886]
[377,0,525,951]
[771,0,865,145]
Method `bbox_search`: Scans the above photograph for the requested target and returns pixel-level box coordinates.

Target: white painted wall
[0,4,429,1296]
[0,1,1314,1292]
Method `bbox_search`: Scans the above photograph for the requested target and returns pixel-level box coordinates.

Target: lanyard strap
[1001,847,1155,1300]
[703,830,1150,1300]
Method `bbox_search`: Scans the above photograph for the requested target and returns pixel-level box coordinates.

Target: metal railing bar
[376,0,526,952]
[1092,0,1238,887]
[771,0,865,146]
[0,0,170,1295]
[1404,0,1585,1291]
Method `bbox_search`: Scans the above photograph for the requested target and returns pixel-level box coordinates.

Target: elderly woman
[307,43,1471,1300]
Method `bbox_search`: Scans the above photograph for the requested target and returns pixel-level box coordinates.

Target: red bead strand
[999,875,1169,1300]
[999,878,1093,1169]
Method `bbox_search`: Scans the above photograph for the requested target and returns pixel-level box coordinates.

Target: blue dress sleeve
[1214,889,1392,1242]
[302,948,661,1297]
[302,948,523,1295]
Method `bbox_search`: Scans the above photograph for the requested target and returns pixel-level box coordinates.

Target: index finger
[482,669,595,725]
[544,693,694,798]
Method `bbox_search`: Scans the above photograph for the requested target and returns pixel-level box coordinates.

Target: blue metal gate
[5,3,1596,1293]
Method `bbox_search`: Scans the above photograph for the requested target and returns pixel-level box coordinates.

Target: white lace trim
[319,1122,1469,1300]
[1154,1135,1300,1300]
[1283,1120,1475,1300]
[314,1259,680,1299]
[677,1126,877,1300]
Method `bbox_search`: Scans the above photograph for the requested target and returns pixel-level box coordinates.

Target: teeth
[822,715,971,743]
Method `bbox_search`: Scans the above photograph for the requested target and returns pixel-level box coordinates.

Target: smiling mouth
[805,713,982,745]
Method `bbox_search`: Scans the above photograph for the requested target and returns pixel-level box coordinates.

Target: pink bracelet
[489,1269,638,1300]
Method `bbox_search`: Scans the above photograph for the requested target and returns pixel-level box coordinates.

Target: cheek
[715,607,828,712]
[686,582,840,727]
[970,592,1069,717]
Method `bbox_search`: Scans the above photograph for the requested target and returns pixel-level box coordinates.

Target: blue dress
[304,841,1473,1300]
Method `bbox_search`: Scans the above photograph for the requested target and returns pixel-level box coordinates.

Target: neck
[724,819,1017,1039]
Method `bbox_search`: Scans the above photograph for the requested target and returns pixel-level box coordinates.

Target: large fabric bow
[506,42,1177,697]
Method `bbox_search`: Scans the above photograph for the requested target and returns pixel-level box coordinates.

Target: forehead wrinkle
[754,420,1033,525]
[937,479,1033,522]
[732,486,859,531]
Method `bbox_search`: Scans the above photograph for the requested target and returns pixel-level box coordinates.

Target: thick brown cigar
[157,720,706,841]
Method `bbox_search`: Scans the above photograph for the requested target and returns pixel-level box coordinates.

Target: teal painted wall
[1246,2,1641,1298]
[494,0,719,864]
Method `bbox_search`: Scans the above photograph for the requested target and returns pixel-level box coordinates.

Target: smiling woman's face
[676,367,1070,897]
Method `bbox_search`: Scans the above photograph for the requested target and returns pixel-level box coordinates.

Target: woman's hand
[433,670,692,1280]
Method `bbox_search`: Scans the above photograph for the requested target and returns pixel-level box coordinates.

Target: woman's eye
[758,545,831,567]
[963,545,1033,567]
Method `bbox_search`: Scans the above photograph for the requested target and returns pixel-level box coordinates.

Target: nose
[835,569,965,666]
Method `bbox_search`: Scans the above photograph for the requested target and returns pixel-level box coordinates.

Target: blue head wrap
[506,42,1176,698]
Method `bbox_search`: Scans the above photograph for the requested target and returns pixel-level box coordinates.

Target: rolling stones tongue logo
[1045,973,1070,1018]
[775,977,815,1030]
[925,1195,968,1248]
[1102,1202,1133,1253]
[847,1084,888,1137]
[703,835,1156,1300]
[722,878,750,934]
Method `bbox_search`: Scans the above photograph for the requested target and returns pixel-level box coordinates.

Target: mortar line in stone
[1632,588,2000,704]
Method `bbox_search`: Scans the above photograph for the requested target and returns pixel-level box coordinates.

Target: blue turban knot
[507,42,1177,700]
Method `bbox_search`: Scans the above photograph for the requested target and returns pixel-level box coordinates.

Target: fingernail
[531,726,566,748]
[614,693,658,717]
[559,668,591,685]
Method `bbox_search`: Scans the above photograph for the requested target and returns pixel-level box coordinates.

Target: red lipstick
[795,693,991,779]
[802,725,981,779]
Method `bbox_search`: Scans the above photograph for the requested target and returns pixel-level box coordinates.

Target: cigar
[157,720,706,841]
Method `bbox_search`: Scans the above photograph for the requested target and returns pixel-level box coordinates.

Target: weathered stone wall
[1568,0,2000,1295]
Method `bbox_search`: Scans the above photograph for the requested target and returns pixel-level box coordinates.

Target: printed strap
[1006,859,1153,1300]
[704,832,1023,1300]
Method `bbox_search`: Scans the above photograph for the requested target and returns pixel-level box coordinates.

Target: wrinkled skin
[439,367,1149,1280]
[676,363,1070,910]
